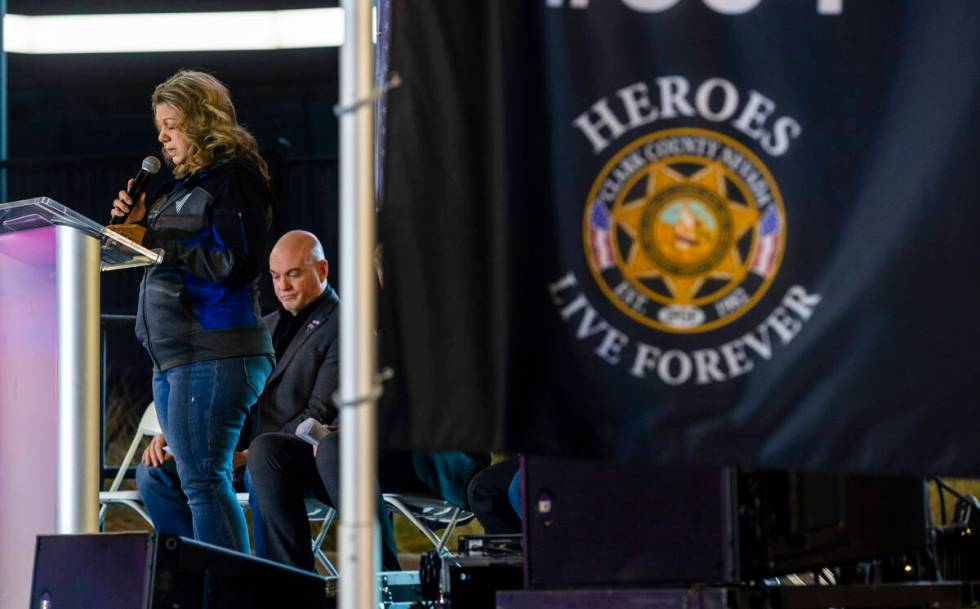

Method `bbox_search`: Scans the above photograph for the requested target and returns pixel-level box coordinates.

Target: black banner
[379,0,980,475]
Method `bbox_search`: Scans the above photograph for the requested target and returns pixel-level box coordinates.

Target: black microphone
[111,155,161,224]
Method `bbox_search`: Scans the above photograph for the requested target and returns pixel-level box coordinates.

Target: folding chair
[308,493,473,574]
[98,401,160,529]
[307,499,338,576]
[382,493,475,556]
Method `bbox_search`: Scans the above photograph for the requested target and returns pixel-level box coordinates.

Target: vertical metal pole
[101,326,108,477]
[339,0,378,608]
[56,226,100,533]
[1,0,8,202]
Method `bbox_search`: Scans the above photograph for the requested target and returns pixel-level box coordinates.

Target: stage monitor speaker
[736,471,929,579]
[522,457,737,587]
[30,532,329,609]
[522,457,929,587]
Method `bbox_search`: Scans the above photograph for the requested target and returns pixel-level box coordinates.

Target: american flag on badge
[589,201,615,270]
[751,207,780,277]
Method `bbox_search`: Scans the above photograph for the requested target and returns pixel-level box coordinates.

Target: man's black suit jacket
[253,284,486,509]
[254,285,340,435]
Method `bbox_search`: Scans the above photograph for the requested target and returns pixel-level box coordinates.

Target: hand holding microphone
[110,155,161,225]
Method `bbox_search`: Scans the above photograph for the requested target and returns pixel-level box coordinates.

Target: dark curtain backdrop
[379,0,980,476]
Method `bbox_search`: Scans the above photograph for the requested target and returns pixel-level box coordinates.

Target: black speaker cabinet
[736,471,929,579]
[523,457,738,587]
[522,457,929,587]
[30,532,329,609]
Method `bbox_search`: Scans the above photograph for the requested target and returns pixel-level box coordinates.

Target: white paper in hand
[295,417,332,446]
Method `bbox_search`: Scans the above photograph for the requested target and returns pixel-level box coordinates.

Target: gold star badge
[584,128,786,333]
[611,162,759,306]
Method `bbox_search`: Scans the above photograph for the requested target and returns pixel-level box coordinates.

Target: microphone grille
[141,156,162,174]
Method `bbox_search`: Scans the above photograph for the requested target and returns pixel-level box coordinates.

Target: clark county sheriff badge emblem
[584,128,786,333]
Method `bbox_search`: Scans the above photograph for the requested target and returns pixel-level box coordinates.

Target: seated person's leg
[467,458,521,534]
[316,433,401,571]
[409,451,491,510]
[242,467,266,558]
[247,432,322,570]
[135,460,194,538]
[507,467,522,519]
[375,492,401,572]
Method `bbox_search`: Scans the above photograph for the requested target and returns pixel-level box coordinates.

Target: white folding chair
[98,401,161,529]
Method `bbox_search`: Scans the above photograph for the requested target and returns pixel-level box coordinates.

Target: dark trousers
[247,432,400,572]
[467,458,522,534]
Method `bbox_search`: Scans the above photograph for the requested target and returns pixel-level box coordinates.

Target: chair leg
[99,500,153,531]
[120,500,154,527]
[311,508,338,576]
[314,546,338,577]
[434,507,462,555]
[385,496,443,548]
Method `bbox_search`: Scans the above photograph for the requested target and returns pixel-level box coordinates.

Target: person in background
[246,231,402,572]
[110,70,275,553]
[467,457,522,534]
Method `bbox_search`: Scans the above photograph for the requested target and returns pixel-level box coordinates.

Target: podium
[0,198,161,607]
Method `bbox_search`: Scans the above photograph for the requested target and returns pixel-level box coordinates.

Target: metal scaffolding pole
[337,1,378,608]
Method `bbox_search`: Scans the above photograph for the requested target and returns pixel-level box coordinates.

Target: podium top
[0,197,163,271]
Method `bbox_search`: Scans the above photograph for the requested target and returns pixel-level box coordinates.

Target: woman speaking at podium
[108,70,275,553]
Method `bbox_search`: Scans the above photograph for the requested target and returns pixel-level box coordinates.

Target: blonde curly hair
[152,70,270,183]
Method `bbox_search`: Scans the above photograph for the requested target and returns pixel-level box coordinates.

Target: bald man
[247,231,400,572]
[253,230,338,436]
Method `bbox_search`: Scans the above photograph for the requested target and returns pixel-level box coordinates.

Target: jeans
[508,469,522,518]
[134,460,264,552]
[152,355,272,553]
[135,460,193,538]
[244,469,267,556]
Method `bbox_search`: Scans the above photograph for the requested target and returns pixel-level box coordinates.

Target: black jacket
[135,158,274,371]
[254,286,340,435]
